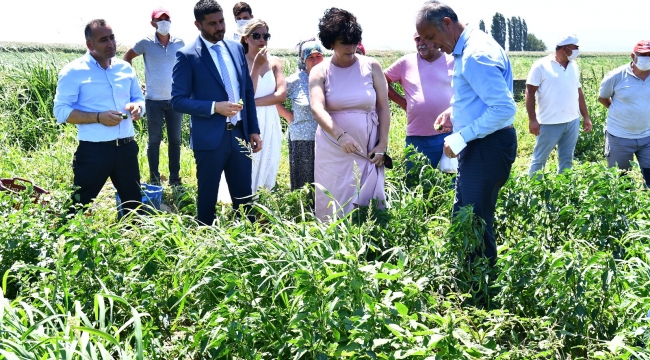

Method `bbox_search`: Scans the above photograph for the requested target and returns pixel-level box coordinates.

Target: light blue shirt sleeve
[459,52,516,143]
[53,65,79,124]
[129,68,146,116]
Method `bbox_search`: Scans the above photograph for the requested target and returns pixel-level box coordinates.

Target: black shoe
[169,178,182,187]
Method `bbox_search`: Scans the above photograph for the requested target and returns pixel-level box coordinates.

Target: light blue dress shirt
[199,36,242,122]
[53,52,145,142]
[451,26,516,143]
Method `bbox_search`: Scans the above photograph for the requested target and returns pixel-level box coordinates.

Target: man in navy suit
[172,0,262,225]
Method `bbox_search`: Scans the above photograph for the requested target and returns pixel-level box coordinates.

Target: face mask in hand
[635,55,650,71]
[566,48,579,61]
[156,20,171,36]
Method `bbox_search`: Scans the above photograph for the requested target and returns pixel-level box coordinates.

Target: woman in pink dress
[310,8,391,221]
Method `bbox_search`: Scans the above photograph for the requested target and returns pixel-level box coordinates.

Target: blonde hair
[239,19,269,54]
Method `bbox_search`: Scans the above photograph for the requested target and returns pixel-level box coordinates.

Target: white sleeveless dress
[251,72,282,192]
[217,71,282,203]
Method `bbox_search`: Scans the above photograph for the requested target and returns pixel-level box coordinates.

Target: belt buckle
[116,138,120,146]
[226,122,235,130]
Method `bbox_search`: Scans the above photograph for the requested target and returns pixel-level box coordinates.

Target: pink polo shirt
[385,53,454,136]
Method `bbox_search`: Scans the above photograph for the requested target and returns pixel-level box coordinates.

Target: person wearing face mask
[277,39,325,191]
[231,2,254,42]
[525,34,592,178]
[384,32,454,172]
[598,40,650,186]
[124,7,185,187]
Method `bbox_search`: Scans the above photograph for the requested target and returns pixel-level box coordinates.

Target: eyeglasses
[251,32,271,41]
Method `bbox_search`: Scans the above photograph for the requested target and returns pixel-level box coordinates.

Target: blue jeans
[528,118,580,177]
[145,99,183,184]
[405,134,446,170]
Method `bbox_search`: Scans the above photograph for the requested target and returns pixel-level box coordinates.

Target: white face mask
[566,48,579,61]
[635,55,650,71]
[156,20,171,36]
[236,19,250,30]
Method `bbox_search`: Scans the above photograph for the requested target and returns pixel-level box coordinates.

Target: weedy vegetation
[1,44,649,359]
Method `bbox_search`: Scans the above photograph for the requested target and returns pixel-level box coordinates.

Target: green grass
[1,44,649,359]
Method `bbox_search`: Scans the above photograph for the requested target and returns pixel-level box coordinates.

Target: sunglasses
[251,32,271,41]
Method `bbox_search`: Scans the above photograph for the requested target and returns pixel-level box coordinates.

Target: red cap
[634,40,650,54]
[356,43,366,55]
[151,7,170,19]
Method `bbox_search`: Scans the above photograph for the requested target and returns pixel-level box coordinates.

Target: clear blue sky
[2,0,646,52]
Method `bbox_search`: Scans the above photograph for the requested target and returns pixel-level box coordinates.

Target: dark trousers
[289,140,315,191]
[72,140,141,213]
[193,124,252,225]
[146,99,183,184]
[453,127,517,265]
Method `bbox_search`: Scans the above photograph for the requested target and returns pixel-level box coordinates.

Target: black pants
[72,140,142,213]
[453,128,517,265]
[145,99,183,184]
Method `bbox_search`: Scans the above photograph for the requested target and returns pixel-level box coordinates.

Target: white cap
[556,34,579,47]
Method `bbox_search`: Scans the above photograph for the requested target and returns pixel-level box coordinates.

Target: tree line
[479,14,547,51]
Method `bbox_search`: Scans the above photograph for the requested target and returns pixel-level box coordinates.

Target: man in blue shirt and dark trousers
[54,19,145,215]
[416,1,518,266]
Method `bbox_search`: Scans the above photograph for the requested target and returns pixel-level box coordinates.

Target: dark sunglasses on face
[251,32,271,41]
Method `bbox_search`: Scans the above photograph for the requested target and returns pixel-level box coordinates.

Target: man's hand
[250,133,263,153]
[214,102,243,117]
[99,111,123,126]
[125,103,142,121]
[582,117,593,133]
[529,118,540,136]
[443,143,457,158]
[434,107,453,133]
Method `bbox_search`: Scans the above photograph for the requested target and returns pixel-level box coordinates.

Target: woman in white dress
[240,19,286,192]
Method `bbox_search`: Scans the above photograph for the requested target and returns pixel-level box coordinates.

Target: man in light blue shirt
[417,1,517,265]
[53,19,146,215]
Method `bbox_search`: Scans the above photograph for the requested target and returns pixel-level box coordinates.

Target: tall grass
[2,48,650,358]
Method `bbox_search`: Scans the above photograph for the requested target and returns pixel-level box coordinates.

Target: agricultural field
[1,42,649,359]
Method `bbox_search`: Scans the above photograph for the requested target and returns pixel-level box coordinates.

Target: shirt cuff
[211,101,216,115]
[444,132,467,155]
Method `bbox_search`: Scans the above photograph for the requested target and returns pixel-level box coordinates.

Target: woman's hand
[253,46,269,68]
[337,133,362,155]
[368,144,387,167]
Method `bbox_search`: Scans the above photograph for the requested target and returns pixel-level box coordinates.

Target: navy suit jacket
[171,36,259,151]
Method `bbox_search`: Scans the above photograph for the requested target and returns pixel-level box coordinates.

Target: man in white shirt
[526,34,592,177]
[598,40,650,186]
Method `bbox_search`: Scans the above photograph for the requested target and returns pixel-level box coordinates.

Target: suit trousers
[453,127,517,265]
[193,124,252,225]
[72,140,141,213]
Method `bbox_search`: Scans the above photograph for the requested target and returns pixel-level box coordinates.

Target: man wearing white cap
[598,40,650,186]
[124,7,186,186]
[525,34,592,177]
[384,32,454,171]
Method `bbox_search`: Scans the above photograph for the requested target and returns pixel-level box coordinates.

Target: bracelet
[96,112,100,123]
[336,132,347,142]
[375,152,385,156]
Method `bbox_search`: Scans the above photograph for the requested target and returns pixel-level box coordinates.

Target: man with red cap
[598,40,650,186]
[124,7,185,186]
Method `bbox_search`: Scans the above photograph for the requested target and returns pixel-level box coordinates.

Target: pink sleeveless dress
[314,55,386,221]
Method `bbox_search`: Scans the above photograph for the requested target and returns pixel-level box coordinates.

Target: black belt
[226,121,242,130]
[81,136,135,146]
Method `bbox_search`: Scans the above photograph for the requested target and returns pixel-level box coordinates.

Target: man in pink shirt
[385,32,454,169]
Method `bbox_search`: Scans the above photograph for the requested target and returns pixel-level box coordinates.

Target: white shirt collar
[200,35,225,50]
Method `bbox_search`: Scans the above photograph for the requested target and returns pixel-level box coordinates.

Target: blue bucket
[115,183,163,217]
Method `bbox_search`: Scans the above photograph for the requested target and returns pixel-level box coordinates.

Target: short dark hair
[233,2,252,17]
[84,19,107,41]
[416,1,459,30]
[317,8,362,50]
[194,0,223,22]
